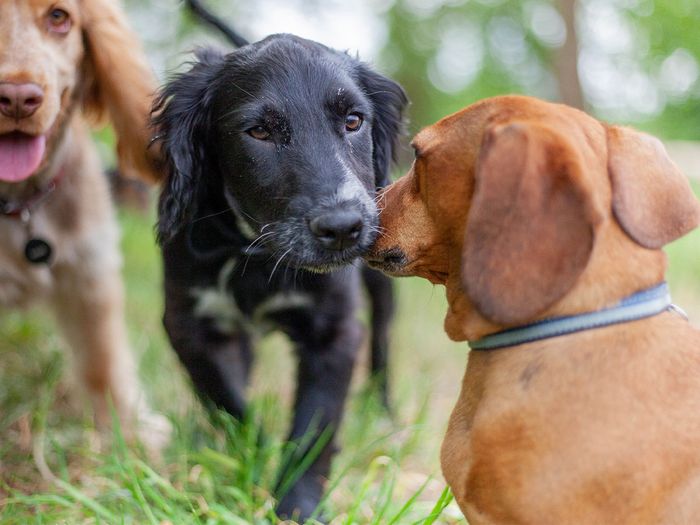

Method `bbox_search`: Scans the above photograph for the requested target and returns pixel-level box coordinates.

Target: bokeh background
[129,0,700,138]
[2,1,699,523]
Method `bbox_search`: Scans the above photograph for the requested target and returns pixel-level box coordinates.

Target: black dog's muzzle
[308,204,365,252]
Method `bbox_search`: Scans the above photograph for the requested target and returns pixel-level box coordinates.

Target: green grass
[0,207,466,524]
[2,185,699,524]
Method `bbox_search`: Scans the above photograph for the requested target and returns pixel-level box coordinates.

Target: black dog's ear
[151,48,225,244]
[357,64,408,189]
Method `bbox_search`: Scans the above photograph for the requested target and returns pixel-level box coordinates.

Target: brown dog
[368,95,700,524]
[0,0,167,451]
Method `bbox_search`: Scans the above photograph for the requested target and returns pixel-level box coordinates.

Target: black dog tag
[25,238,53,264]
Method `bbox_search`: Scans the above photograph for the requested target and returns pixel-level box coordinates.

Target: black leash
[185,0,250,47]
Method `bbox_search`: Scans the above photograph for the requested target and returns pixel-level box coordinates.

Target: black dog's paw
[276,479,325,524]
[370,373,392,417]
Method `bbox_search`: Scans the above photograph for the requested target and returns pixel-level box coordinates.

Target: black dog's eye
[345,113,363,132]
[247,126,271,140]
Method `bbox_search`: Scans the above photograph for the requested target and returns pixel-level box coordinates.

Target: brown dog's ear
[81,0,161,183]
[462,122,603,326]
[607,126,700,249]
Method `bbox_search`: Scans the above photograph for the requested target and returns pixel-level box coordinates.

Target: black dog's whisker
[190,208,235,224]
[268,246,293,283]
[242,231,276,274]
[236,206,262,225]
[283,254,297,282]
[292,265,301,290]
[189,204,269,227]
[216,100,264,122]
[223,80,257,103]
[367,225,387,236]
[362,90,396,97]
[246,230,276,252]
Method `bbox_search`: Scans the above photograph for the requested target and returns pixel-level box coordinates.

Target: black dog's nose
[309,209,364,251]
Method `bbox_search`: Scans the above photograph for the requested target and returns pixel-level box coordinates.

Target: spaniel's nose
[309,208,364,251]
[0,83,44,119]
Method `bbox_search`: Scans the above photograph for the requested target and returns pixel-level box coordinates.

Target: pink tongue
[0,134,46,183]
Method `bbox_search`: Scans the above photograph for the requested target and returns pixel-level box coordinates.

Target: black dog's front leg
[163,287,253,419]
[275,317,364,521]
[362,265,395,410]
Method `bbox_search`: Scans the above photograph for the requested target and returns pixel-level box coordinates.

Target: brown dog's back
[444,314,700,524]
[368,95,700,524]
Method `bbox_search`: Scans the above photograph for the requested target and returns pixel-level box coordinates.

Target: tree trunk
[556,0,586,110]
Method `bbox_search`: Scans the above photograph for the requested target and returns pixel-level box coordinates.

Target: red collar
[0,168,66,219]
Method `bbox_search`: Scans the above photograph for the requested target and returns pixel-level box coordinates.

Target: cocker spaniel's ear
[81,0,161,183]
[356,64,408,189]
[152,48,225,245]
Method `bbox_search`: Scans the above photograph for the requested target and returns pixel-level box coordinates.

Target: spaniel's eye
[345,113,363,132]
[47,8,71,34]
[247,126,271,140]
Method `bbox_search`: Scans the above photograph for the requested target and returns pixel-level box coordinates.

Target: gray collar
[470,283,678,351]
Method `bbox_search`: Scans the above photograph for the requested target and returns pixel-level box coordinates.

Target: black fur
[153,34,406,521]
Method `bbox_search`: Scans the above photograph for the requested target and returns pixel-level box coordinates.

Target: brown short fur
[368,95,700,524]
[0,0,167,451]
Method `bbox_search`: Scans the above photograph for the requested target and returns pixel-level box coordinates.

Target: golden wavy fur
[0,0,167,452]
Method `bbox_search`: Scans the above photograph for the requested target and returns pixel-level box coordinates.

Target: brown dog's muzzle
[365,246,408,274]
[366,179,412,275]
[367,244,449,284]
[367,162,450,283]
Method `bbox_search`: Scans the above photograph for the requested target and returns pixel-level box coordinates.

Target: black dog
[152,6,406,519]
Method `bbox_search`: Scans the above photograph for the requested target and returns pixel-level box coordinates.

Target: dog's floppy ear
[152,49,224,244]
[81,0,161,183]
[462,122,604,326]
[357,65,408,188]
[607,126,700,249]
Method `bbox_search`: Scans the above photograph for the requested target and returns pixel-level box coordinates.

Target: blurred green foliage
[126,0,700,143]
[382,0,559,135]
[627,0,700,138]
[380,0,700,138]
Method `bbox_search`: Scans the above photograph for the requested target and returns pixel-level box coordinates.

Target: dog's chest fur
[0,188,121,309]
[163,220,362,348]
[190,256,315,336]
[0,215,54,307]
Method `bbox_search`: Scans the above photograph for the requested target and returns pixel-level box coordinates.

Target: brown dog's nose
[366,247,407,271]
[0,83,44,119]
